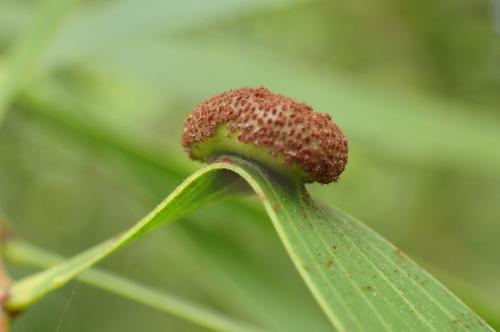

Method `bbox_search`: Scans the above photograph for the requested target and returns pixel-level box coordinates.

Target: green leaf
[0,0,78,122]
[5,156,492,331]
[4,240,264,332]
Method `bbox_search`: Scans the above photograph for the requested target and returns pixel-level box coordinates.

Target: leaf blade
[226,157,494,331]
[5,157,494,332]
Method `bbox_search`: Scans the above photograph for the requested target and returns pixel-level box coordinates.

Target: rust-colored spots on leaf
[257,193,267,202]
[326,259,334,269]
[273,202,280,212]
[361,285,373,292]
[418,278,429,286]
[219,156,233,164]
[395,247,408,265]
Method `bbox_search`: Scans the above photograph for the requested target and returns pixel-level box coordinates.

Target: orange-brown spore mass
[182,87,348,184]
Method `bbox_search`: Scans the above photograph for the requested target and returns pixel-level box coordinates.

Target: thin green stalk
[4,240,263,332]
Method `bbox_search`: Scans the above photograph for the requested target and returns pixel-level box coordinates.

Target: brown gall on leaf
[182,87,348,184]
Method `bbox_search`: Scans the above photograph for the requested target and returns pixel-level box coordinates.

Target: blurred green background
[0,0,499,331]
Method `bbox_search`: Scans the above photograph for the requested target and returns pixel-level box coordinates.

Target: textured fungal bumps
[182,87,348,184]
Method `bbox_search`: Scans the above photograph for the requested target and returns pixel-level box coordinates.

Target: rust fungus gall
[182,87,348,184]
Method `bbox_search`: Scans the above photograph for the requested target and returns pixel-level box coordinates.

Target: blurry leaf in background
[42,0,300,66]
[0,0,78,122]
[6,240,263,332]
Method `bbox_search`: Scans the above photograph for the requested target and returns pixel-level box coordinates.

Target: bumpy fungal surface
[182,87,348,184]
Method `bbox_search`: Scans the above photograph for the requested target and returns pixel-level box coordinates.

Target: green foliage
[1,0,499,331]
[4,157,493,331]
[0,0,78,121]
